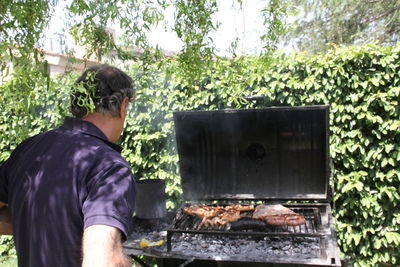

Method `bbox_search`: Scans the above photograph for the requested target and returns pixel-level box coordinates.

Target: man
[0,64,136,267]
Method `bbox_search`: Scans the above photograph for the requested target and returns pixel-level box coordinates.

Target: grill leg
[167,231,172,251]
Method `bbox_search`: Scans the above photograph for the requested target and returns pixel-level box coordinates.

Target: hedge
[0,43,399,266]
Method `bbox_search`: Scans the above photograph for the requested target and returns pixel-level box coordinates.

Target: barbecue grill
[124,105,341,267]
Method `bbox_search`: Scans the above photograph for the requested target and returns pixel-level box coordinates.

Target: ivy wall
[0,43,399,266]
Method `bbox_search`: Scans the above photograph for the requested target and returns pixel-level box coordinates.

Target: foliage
[283,0,400,53]
[1,33,399,267]
[1,0,291,87]
[4,1,397,266]
[0,0,55,65]
[260,0,291,53]
[0,2,301,264]
[66,0,167,62]
[173,0,219,84]
[120,43,399,265]
[120,63,183,209]
[0,70,73,161]
[249,44,400,266]
[121,43,399,266]
[0,0,56,137]
[0,237,15,258]
[0,256,17,267]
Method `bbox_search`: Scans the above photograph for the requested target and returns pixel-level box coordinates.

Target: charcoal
[125,212,325,263]
[169,234,320,260]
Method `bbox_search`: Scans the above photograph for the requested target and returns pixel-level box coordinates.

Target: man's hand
[82,225,131,267]
[0,203,12,235]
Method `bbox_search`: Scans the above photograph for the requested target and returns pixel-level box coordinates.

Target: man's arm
[0,202,12,235]
[82,224,131,267]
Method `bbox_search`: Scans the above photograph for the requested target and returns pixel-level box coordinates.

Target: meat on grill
[183,204,222,218]
[199,210,248,228]
[252,204,306,226]
[183,204,254,228]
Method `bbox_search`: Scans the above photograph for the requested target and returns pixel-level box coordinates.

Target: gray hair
[70,64,134,118]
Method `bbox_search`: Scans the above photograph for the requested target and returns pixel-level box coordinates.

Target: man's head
[71,64,134,118]
[71,64,135,142]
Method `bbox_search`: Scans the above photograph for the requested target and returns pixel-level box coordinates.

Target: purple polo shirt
[0,117,135,267]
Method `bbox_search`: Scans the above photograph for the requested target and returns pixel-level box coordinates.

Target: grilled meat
[183,204,223,218]
[199,211,247,228]
[252,204,306,226]
[225,204,255,212]
[183,204,254,229]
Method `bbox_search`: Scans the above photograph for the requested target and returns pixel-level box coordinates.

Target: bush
[0,43,399,266]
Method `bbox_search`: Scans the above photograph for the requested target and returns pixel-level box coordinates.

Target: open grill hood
[173,105,331,201]
[124,105,341,267]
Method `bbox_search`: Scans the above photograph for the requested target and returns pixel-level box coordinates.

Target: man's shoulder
[7,131,49,159]
[55,122,124,154]
[93,145,131,169]
[15,125,131,172]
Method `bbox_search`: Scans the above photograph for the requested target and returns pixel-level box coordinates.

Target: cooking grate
[167,204,324,251]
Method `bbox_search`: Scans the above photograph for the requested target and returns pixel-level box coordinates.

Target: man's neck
[81,113,120,143]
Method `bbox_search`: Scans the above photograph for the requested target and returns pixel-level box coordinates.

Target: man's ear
[119,97,129,118]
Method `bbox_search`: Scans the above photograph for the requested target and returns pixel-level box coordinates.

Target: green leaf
[384,144,394,153]
[381,158,388,167]
[385,232,400,245]
[374,239,382,249]
[353,232,362,245]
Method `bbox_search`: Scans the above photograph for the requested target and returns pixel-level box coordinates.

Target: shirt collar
[61,117,122,153]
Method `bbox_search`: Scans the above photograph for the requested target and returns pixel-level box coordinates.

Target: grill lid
[173,105,330,201]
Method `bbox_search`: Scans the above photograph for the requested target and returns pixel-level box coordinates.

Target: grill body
[165,203,340,266]
[124,106,341,267]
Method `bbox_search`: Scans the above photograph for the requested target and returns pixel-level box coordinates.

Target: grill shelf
[167,204,324,251]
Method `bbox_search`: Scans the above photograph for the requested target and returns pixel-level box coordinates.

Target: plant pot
[134,179,167,219]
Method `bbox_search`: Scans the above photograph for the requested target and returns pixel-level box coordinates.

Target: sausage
[265,216,287,226]
[285,214,306,226]
[265,214,306,226]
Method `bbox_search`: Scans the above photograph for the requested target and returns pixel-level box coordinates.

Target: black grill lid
[173,105,330,201]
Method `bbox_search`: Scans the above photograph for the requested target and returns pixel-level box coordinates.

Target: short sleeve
[82,163,135,240]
